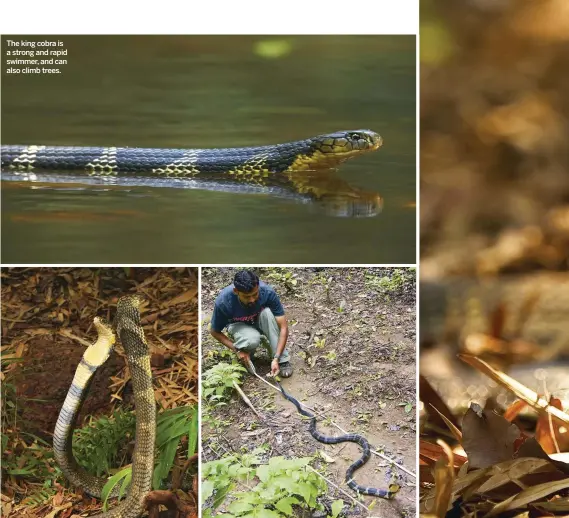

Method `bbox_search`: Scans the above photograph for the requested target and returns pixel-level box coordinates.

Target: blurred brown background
[419,3,569,511]
[421,0,569,278]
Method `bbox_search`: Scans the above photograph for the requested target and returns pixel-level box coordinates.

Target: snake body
[1,130,383,218]
[277,382,399,499]
[53,295,155,518]
[1,130,381,179]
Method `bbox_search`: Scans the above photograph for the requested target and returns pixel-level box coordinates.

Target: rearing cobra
[53,295,156,518]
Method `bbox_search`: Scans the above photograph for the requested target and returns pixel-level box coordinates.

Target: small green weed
[314,337,326,349]
[324,350,337,361]
[202,449,344,518]
[202,362,247,407]
[266,269,299,292]
[74,408,136,477]
[365,268,416,294]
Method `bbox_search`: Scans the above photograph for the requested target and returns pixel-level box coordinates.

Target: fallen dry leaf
[486,477,569,517]
[461,403,521,469]
[164,289,198,307]
[516,438,569,475]
[536,396,569,454]
[319,451,336,463]
[459,355,569,425]
[430,405,462,442]
[432,440,455,517]
[44,502,72,518]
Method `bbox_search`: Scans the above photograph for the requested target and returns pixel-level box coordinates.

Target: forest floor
[201,267,417,518]
[1,267,198,518]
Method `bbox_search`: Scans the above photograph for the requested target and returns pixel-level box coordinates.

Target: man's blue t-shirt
[211,281,284,332]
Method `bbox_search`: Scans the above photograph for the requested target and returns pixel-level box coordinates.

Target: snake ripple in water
[53,295,156,518]
[277,383,400,499]
[0,130,382,180]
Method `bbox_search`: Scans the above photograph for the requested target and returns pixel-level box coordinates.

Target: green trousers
[227,308,290,363]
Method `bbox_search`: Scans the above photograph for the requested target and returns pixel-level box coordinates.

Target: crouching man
[209,270,293,378]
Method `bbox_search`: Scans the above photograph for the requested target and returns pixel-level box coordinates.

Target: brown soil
[201,267,416,518]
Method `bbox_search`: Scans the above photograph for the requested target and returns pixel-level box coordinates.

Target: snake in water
[2,129,383,218]
[1,130,383,218]
[1,129,381,178]
[53,295,155,518]
[276,382,400,499]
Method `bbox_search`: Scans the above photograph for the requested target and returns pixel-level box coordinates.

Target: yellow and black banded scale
[53,318,117,498]
[1,130,382,181]
[53,296,156,518]
[278,381,400,499]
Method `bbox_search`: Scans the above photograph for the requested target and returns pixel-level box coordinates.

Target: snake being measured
[53,295,155,518]
[276,382,400,499]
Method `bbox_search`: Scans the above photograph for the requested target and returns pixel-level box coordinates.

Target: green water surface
[1,35,416,264]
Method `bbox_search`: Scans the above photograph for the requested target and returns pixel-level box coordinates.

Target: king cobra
[53,295,156,518]
[1,130,381,179]
[1,130,383,218]
[276,382,400,499]
[244,359,400,498]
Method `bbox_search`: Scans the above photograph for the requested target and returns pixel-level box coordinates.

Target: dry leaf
[319,451,336,463]
[432,440,455,517]
[164,289,197,307]
[459,355,569,425]
[461,403,521,469]
[486,477,569,517]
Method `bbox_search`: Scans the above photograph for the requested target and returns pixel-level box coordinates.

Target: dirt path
[201,267,416,518]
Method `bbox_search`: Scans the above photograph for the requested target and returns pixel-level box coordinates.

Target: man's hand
[271,358,280,377]
[237,350,250,364]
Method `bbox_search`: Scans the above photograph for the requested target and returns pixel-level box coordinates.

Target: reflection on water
[1,35,416,264]
[2,167,384,218]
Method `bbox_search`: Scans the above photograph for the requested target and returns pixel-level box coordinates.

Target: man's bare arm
[210,328,236,351]
[210,328,250,362]
[274,315,289,358]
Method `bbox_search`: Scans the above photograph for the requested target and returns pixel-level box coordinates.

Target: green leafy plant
[3,435,60,481]
[21,479,58,507]
[398,401,414,413]
[365,268,416,294]
[202,450,340,518]
[101,404,198,508]
[70,404,198,509]
[73,408,136,477]
[314,337,326,349]
[324,350,336,361]
[330,500,344,518]
[153,405,198,489]
[203,362,247,407]
[266,269,299,292]
[203,344,236,370]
